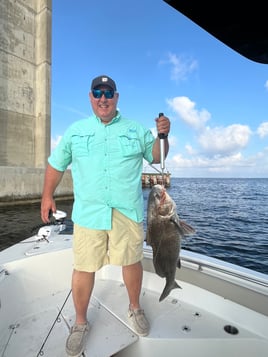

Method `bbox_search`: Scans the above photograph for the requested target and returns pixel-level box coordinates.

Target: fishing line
[1,324,19,357]
[36,289,72,357]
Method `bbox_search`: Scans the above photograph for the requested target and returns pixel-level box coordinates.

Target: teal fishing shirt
[48,112,155,229]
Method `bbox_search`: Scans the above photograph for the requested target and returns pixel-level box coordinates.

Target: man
[41,75,170,357]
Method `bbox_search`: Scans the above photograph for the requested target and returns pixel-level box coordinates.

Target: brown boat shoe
[65,321,90,357]
[128,308,150,337]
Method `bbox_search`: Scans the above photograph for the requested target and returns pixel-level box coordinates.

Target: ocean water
[1,178,268,275]
[159,177,268,275]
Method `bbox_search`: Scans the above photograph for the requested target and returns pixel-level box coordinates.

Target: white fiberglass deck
[1,262,268,357]
[0,232,268,357]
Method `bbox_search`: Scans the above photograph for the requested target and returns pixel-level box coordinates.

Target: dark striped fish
[146,184,196,302]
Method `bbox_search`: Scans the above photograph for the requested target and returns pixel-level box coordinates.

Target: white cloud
[159,52,198,82]
[257,122,268,138]
[160,94,267,177]
[168,53,198,82]
[165,150,264,178]
[172,153,205,167]
[51,135,62,151]
[198,125,252,155]
[185,144,196,155]
[170,152,244,170]
[166,95,251,156]
[150,126,177,147]
[167,96,210,130]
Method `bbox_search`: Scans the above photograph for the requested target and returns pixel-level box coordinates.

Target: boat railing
[143,245,268,295]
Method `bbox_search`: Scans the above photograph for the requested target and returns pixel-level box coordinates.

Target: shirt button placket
[104,128,109,201]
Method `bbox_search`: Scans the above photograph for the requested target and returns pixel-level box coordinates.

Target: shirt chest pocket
[71,133,95,157]
[119,134,142,157]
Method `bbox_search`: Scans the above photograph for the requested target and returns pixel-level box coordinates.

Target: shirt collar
[94,111,121,125]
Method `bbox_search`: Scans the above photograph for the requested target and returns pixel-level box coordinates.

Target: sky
[51,1,268,178]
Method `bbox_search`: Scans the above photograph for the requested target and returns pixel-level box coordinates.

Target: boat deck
[0,232,268,357]
[1,264,268,357]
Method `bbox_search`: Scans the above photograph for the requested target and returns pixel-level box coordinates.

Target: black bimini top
[163,0,268,64]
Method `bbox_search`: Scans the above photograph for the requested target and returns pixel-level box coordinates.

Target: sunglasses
[92,89,115,99]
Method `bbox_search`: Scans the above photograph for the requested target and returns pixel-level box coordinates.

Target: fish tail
[159,280,181,302]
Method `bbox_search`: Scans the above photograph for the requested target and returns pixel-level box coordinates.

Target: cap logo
[102,77,108,83]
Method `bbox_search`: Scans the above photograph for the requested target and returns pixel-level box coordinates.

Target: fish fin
[179,220,196,235]
[159,280,182,302]
[145,229,151,245]
[170,216,183,230]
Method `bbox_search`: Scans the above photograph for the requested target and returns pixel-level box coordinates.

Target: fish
[146,184,196,302]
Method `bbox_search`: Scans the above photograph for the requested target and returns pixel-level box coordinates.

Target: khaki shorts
[73,209,144,272]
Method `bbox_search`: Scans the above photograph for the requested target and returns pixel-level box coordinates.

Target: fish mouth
[157,189,172,216]
[159,189,166,205]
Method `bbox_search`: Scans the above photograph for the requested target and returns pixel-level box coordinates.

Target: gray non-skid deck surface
[91,278,256,339]
[2,289,137,357]
[2,278,259,357]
